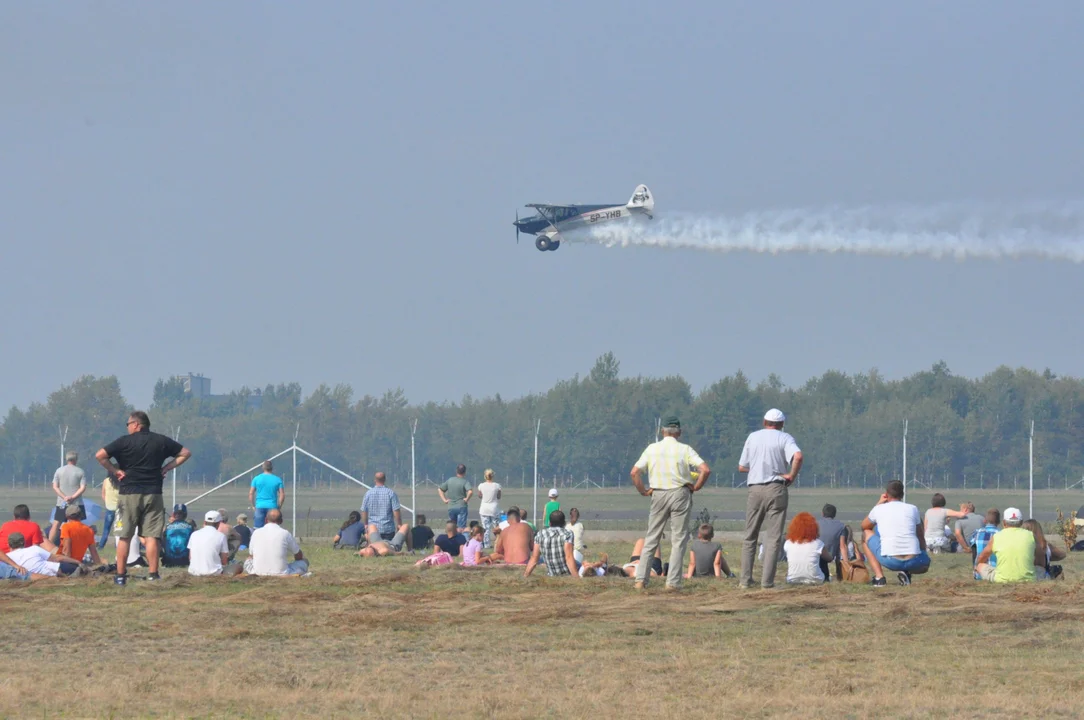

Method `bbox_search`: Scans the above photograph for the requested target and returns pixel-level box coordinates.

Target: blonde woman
[478,469,502,548]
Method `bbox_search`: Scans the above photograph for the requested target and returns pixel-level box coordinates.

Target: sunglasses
[126,420,138,427]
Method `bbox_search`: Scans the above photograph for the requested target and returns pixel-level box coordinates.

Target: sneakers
[737,583,751,589]
[633,581,645,590]
[871,576,887,587]
[145,572,161,582]
[897,571,911,586]
[114,574,127,586]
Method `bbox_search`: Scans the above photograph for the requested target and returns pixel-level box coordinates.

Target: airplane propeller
[515,210,519,244]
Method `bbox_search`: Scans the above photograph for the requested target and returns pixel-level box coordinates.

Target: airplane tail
[626,184,654,212]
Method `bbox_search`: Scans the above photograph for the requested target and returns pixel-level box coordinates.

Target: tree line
[2,354,1083,490]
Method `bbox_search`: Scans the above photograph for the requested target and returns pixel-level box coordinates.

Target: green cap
[662,415,680,428]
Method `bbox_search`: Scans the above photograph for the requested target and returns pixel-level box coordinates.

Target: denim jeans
[98,509,117,549]
[448,506,468,530]
[254,508,270,529]
[481,515,499,548]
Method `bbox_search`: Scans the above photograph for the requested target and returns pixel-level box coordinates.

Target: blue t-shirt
[251,473,284,509]
[163,521,193,563]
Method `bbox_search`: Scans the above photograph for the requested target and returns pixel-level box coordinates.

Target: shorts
[976,564,997,581]
[53,505,85,523]
[630,554,663,576]
[116,493,166,540]
[867,532,930,573]
[367,530,407,552]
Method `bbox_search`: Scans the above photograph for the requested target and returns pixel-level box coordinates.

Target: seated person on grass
[684,523,733,580]
[461,525,495,566]
[0,505,54,553]
[524,511,577,579]
[1022,519,1065,580]
[434,520,467,558]
[410,514,435,552]
[972,509,1001,580]
[233,513,252,551]
[975,507,1035,583]
[0,548,32,581]
[4,532,85,578]
[492,507,532,565]
[784,512,833,585]
[188,511,243,577]
[358,523,411,557]
[861,480,930,587]
[953,502,986,559]
[60,503,103,569]
[162,505,194,568]
[334,511,366,550]
[244,509,309,576]
[923,493,967,553]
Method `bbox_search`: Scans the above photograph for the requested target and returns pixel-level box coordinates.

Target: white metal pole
[901,424,907,500]
[655,417,661,442]
[1029,420,1034,520]
[292,443,298,536]
[172,425,180,509]
[411,419,418,523]
[533,419,540,527]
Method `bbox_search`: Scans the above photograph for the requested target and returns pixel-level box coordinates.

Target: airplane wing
[525,203,577,209]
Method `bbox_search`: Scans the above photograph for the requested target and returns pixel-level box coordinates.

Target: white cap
[204,510,222,523]
[764,408,786,423]
[548,488,559,498]
[1003,507,1023,523]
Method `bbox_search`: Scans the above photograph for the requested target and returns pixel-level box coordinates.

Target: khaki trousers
[635,487,692,588]
[741,482,789,588]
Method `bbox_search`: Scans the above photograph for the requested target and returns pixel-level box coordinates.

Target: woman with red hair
[784,511,832,585]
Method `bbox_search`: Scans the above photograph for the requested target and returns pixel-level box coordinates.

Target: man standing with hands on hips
[630,416,711,590]
[738,408,803,589]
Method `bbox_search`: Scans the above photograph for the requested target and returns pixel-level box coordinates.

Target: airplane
[514,184,654,251]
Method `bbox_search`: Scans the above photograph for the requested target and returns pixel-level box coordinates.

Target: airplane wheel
[535,236,551,252]
[548,240,560,251]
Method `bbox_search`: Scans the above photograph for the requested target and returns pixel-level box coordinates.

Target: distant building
[175,373,262,409]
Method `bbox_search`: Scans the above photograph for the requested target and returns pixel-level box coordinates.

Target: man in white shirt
[243,509,309,576]
[188,511,242,576]
[861,480,930,586]
[630,416,711,590]
[738,409,803,589]
[4,532,84,578]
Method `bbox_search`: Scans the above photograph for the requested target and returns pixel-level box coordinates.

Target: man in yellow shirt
[975,507,1035,583]
[630,416,711,590]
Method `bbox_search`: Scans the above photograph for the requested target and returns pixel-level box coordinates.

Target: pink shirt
[462,538,482,566]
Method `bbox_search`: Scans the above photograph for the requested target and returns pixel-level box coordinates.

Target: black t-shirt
[434,532,466,557]
[411,525,435,550]
[102,430,183,495]
[234,524,252,547]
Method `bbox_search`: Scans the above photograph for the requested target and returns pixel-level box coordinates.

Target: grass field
[3,485,1083,718]
[2,537,1083,718]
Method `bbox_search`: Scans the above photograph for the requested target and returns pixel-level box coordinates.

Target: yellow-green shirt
[102,479,120,511]
[992,527,1036,583]
[634,436,706,490]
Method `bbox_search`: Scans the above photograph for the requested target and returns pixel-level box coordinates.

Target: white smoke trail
[582,201,1084,262]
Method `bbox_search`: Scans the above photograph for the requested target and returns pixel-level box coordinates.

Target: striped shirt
[634,436,705,490]
[360,485,401,535]
[973,524,999,579]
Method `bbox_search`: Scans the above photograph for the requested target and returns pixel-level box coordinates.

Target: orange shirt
[61,521,95,562]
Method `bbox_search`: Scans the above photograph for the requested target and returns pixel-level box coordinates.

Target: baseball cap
[662,415,680,428]
[764,408,786,423]
[64,504,82,517]
[1003,507,1023,523]
[204,510,222,523]
[548,488,559,498]
[172,503,188,515]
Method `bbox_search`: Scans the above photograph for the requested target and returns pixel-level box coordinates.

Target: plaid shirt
[360,486,401,535]
[535,527,574,576]
[973,524,999,579]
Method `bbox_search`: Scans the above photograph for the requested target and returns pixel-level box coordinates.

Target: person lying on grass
[4,531,86,578]
[684,524,734,580]
[577,553,629,578]
[524,510,578,579]
[622,537,663,578]
[358,523,411,557]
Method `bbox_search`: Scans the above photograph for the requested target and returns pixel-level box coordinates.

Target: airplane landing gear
[535,236,552,252]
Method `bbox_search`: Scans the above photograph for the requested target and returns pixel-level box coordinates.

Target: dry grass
[2,543,1083,719]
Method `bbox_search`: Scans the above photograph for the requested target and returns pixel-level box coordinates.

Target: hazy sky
[3,2,1083,413]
